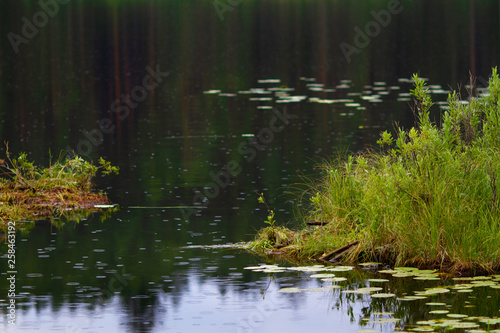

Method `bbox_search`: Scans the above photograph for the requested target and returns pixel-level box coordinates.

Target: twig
[319,240,360,262]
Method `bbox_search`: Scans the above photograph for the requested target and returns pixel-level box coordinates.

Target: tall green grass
[252,69,500,272]
[305,70,500,271]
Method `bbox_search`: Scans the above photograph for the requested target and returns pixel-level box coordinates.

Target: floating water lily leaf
[326,266,354,272]
[287,265,327,272]
[261,268,286,273]
[343,287,382,294]
[416,288,450,295]
[278,287,301,293]
[394,267,419,271]
[446,314,468,318]
[410,326,435,332]
[366,318,400,324]
[449,322,479,329]
[358,262,380,267]
[321,277,347,282]
[479,318,500,325]
[371,293,396,298]
[456,289,473,293]
[203,90,221,94]
[429,310,449,314]
[415,269,437,274]
[471,280,496,286]
[426,302,446,306]
[94,204,116,208]
[392,273,414,278]
[416,320,438,325]
[398,296,427,301]
[368,279,389,283]
[453,284,475,289]
[310,273,336,278]
[452,277,473,281]
[413,276,440,281]
[472,276,493,280]
[258,79,280,83]
[249,97,273,101]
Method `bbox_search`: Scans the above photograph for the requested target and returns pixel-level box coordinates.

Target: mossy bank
[0,148,118,228]
[250,69,500,275]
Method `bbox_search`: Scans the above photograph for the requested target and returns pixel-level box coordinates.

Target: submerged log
[319,240,360,262]
[306,220,329,226]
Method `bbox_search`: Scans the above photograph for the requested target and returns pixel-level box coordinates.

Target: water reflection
[2,1,500,332]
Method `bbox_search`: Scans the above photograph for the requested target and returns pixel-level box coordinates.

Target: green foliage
[99,157,120,175]
[0,147,119,192]
[257,192,276,227]
[0,148,119,227]
[297,68,500,271]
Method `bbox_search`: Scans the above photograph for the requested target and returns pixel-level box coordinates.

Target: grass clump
[252,69,500,273]
[0,147,119,227]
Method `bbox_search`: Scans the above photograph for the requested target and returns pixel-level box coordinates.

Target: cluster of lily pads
[243,263,500,332]
[203,77,458,121]
[244,264,352,293]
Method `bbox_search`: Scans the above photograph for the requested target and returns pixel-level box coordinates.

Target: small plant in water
[257,192,276,227]
[0,144,119,227]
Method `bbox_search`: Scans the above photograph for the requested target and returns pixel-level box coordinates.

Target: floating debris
[203,89,221,94]
[258,79,281,83]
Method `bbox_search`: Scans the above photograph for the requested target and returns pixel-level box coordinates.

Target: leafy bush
[0,148,119,192]
[303,69,500,271]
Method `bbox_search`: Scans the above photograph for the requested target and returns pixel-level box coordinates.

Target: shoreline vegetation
[0,147,119,229]
[250,69,500,275]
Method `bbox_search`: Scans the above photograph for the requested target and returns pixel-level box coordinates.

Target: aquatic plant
[252,68,500,274]
[0,146,119,227]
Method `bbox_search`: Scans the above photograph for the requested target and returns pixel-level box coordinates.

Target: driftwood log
[318,240,360,262]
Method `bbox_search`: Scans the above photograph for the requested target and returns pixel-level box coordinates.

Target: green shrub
[304,69,500,271]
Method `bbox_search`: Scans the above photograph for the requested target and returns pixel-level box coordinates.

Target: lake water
[1,1,500,332]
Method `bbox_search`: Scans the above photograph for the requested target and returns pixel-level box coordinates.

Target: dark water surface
[1,1,500,332]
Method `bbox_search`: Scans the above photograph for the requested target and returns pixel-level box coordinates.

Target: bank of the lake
[0,151,118,227]
[251,70,500,275]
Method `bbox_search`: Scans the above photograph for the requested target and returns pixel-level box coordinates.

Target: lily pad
[343,287,382,294]
[371,293,396,298]
[429,310,449,314]
[310,273,336,278]
[449,322,479,329]
[368,279,389,283]
[446,314,468,318]
[325,266,354,272]
[278,287,301,293]
[321,277,348,282]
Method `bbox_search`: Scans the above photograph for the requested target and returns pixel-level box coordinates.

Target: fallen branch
[319,240,360,262]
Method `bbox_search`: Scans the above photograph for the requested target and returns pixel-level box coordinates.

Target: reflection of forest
[0,1,497,158]
[1,1,500,332]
